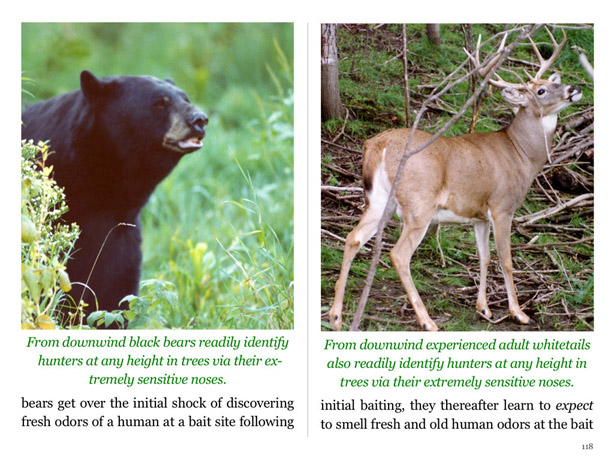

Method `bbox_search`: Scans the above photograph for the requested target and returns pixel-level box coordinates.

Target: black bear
[22,70,208,323]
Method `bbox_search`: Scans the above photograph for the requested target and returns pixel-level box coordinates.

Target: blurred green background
[21,23,294,329]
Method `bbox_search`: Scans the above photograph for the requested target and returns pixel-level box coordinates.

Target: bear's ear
[80,70,106,102]
[164,77,175,85]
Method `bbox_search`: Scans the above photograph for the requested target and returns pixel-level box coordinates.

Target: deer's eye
[537,88,546,96]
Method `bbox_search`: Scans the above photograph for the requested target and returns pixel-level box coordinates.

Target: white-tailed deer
[329,27,582,331]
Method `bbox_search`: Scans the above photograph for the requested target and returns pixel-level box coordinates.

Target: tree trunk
[321,24,345,120]
[402,24,411,128]
[426,24,441,45]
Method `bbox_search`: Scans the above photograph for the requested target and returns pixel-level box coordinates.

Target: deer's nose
[567,86,582,102]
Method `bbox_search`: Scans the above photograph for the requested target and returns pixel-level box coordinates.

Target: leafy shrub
[21,140,80,328]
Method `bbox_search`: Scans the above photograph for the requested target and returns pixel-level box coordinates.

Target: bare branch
[515,193,594,226]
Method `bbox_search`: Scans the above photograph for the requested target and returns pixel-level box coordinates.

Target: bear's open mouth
[178,137,203,150]
[164,135,204,154]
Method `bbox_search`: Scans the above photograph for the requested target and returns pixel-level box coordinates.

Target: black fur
[21,70,207,319]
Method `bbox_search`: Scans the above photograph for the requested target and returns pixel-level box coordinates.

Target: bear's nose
[191,112,208,131]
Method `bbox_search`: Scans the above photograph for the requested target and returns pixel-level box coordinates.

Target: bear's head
[79,70,208,158]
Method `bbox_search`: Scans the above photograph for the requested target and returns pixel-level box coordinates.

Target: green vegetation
[21,141,80,329]
[321,24,594,332]
[327,24,593,139]
[22,23,294,329]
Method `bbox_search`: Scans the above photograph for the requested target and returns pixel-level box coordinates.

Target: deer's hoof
[421,320,439,331]
[329,312,343,331]
[514,312,533,325]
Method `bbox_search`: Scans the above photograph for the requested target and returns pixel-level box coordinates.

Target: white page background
[2,2,611,459]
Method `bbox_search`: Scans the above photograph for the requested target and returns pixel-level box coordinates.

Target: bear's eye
[181,94,190,103]
[153,96,170,109]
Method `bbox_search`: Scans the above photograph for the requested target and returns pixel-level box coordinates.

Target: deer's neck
[506,108,557,175]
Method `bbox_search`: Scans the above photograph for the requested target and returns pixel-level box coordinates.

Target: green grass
[22,23,294,329]
[334,24,593,137]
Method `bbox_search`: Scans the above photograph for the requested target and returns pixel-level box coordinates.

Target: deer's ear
[501,87,528,107]
[548,73,561,84]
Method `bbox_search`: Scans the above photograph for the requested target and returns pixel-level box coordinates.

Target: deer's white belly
[430,208,486,225]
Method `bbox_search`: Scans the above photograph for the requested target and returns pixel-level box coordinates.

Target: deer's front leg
[491,212,532,325]
[474,220,492,319]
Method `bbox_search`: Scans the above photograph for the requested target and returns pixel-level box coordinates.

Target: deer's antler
[529,26,567,81]
[465,25,566,89]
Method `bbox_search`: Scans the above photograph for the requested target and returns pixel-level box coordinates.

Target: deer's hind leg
[329,204,383,330]
[390,210,438,331]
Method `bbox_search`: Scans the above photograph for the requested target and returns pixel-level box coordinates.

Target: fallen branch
[515,193,593,226]
[321,185,363,193]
